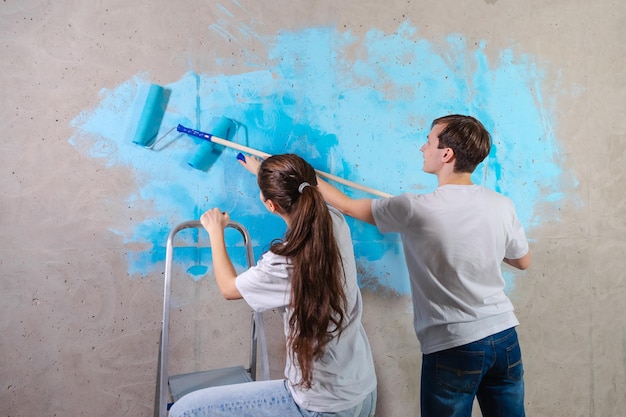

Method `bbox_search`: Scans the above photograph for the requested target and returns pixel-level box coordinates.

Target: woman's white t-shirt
[235,206,377,412]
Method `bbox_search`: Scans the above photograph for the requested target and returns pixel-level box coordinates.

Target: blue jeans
[420,327,525,417]
[168,379,377,417]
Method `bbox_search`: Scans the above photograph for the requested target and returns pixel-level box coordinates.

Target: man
[318,114,530,417]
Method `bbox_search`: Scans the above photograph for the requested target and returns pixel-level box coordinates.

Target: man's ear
[442,147,455,163]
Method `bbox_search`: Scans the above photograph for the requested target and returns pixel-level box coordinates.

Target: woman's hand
[238,154,263,176]
[200,208,230,236]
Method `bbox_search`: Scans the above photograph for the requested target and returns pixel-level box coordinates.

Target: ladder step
[169,366,253,402]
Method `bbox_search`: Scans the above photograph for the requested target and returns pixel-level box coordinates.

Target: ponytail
[257,154,348,389]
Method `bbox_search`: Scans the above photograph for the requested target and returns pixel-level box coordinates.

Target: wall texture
[1,0,624,416]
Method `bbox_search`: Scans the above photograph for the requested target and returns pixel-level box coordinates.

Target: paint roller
[185,116,236,171]
[132,84,391,198]
[132,84,169,147]
[176,123,392,198]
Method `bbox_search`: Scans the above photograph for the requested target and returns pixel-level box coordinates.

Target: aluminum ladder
[154,220,269,417]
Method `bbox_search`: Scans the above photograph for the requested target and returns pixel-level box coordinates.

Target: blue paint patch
[69,24,578,293]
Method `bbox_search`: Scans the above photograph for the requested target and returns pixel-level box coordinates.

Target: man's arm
[316,177,376,225]
[504,251,531,270]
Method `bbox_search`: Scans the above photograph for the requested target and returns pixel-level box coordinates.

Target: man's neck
[438,172,473,186]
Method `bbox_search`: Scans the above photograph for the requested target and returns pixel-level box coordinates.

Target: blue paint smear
[69,23,578,294]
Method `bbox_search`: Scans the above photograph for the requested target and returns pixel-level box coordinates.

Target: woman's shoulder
[258,250,290,269]
[326,204,345,220]
[327,205,351,235]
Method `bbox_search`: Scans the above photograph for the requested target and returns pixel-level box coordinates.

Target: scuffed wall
[1,0,624,416]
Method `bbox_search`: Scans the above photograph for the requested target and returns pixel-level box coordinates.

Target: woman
[169,154,377,417]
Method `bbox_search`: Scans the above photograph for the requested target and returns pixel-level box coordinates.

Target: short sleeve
[372,194,413,233]
[235,251,292,312]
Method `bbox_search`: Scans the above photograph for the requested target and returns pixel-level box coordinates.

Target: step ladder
[154,220,269,417]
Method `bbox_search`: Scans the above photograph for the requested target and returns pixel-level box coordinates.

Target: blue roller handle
[176,124,213,141]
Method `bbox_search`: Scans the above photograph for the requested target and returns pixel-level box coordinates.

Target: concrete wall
[1,0,624,416]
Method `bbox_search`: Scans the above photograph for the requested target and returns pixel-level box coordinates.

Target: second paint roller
[132,83,391,198]
[186,117,236,171]
[176,123,392,198]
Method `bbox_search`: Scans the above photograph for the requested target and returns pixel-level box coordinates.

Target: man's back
[372,184,529,353]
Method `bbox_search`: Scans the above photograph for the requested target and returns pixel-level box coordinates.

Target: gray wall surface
[1,0,625,416]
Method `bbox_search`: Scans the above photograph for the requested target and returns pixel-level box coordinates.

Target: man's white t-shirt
[372,185,529,354]
[235,206,377,412]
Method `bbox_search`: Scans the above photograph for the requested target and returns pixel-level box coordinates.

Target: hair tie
[298,182,311,194]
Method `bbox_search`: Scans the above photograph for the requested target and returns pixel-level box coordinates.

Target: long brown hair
[257,154,348,389]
